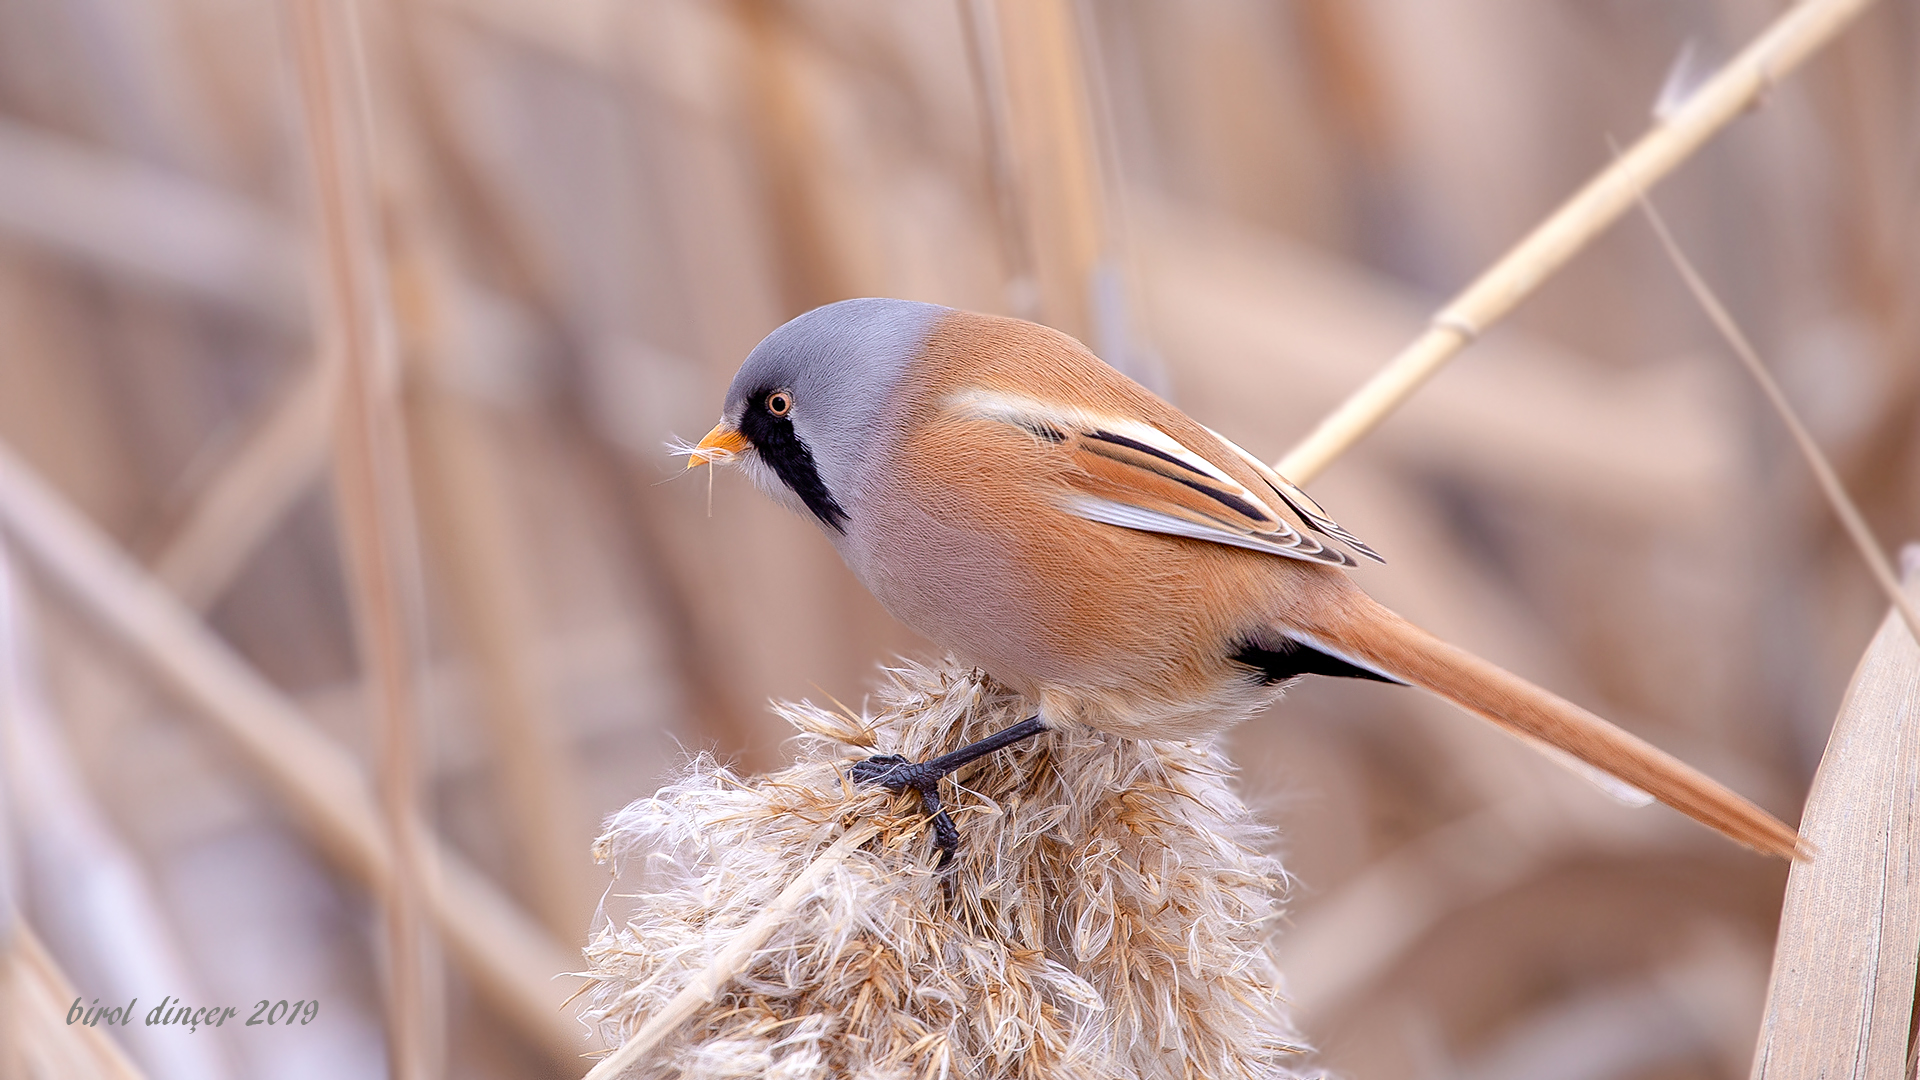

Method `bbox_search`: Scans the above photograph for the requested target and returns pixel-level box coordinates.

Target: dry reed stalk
[0,116,305,329]
[588,424,782,772]
[343,0,601,940]
[579,824,883,1080]
[0,562,171,1080]
[956,0,1039,322]
[1627,177,1920,1076]
[0,541,236,1080]
[1133,200,1740,525]
[581,662,1306,1079]
[148,355,336,611]
[986,0,1107,345]
[1634,193,1920,645]
[0,438,585,1066]
[732,0,873,312]
[286,0,443,1074]
[7,925,148,1080]
[376,4,786,773]
[1749,553,1920,1076]
[1,559,17,1080]
[0,939,12,1080]
[399,260,594,939]
[1275,803,1535,1022]
[1275,0,1881,485]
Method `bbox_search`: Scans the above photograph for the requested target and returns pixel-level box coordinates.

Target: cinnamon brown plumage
[689,298,1802,860]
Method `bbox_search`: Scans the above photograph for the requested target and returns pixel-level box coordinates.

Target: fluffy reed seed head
[582,661,1308,1079]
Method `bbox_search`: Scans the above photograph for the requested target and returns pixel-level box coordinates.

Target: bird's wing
[945,389,1377,566]
[1201,426,1382,562]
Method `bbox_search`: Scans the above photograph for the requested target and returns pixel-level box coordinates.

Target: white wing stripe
[947,388,1370,567]
[948,389,1234,481]
[1060,495,1350,566]
[949,389,1280,513]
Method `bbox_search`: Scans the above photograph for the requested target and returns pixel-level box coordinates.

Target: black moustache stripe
[739,400,849,533]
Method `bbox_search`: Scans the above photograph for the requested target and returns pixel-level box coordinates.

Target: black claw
[929,809,959,867]
[908,777,959,867]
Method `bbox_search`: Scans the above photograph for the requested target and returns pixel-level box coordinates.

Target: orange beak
[687,422,750,468]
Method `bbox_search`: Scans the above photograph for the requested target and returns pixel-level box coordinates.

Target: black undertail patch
[738,389,849,533]
[1231,637,1404,685]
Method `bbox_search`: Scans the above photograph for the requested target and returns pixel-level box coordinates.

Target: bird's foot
[848,754,942,792]
[846,715,1049,868]
[850,754,959,865]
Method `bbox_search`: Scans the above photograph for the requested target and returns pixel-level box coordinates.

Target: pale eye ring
[766,390,793,417]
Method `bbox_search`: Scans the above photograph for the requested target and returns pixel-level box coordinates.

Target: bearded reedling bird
[685,298,1802,863]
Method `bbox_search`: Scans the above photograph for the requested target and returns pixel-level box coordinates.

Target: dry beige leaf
[1750,554,1920,1077]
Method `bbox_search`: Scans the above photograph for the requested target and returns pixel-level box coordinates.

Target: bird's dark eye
[765,390,793,417]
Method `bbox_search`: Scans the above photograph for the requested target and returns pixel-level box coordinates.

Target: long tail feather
[1311,597,1804,860]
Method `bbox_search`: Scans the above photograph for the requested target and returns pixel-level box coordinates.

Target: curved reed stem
[1276,0,1880,484]
[581,824,882,1080]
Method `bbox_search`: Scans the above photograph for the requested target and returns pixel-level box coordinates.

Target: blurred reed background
[0,1,1914,1078]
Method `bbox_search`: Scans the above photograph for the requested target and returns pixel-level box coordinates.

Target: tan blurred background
[0,1,1915,1078]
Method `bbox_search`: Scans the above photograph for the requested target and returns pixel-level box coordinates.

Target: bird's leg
[849,714,1048,864]
[851,714,1049,790]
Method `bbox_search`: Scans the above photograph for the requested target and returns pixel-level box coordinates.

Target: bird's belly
[844,506,1291,739]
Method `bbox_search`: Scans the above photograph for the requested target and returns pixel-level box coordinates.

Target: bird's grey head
[710,298,949,533]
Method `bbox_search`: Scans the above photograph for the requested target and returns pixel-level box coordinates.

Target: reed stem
[1277,0,1881,484]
